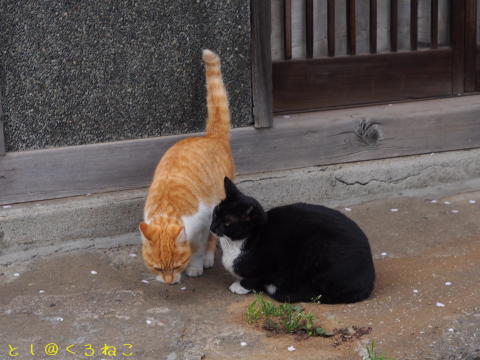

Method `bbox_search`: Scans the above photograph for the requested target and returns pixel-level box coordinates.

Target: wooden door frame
[251,0,273,128]
[0,94,5,156]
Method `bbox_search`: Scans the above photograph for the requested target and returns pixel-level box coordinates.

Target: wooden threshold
[1,96,480,205]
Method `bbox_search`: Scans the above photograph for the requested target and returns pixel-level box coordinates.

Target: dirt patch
[1,192,480,360]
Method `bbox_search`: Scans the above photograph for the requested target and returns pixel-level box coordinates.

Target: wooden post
[0,95,5,156]
[451,0,466,95]
[251,0,273,128]
[464,0,477,92]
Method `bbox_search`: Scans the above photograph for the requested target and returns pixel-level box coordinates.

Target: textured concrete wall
[0,0,252,152]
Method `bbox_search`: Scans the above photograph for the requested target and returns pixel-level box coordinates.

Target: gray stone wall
[0,0,252,152]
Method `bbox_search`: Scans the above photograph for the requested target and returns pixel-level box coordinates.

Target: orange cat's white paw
[185,265,204,277]
[229,281,250,295]
[203,252,215,268]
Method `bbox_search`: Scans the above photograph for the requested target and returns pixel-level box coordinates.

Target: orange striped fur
[140,50,235,284]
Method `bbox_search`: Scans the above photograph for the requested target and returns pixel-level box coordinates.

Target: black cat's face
[210,178,265,240]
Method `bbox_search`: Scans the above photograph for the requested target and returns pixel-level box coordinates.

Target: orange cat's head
[139,219,191,284]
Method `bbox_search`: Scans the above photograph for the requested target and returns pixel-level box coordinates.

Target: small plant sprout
[244,294,332,337]
[365,341,393,360]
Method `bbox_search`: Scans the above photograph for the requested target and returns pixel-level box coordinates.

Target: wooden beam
[2,96,480,205]
[284,0,292,60]
[410,0,418,50]
[430,0,438,49]
[306,0,314,58]
[476,45,480,90]
[369,0,377,54]
[347,0,357,55]
[464,0,477,92]
[251,0,273,128]
[451,0,465,95]
[327,0,335,57]
[0,95,4,156]
[390,0,398,52]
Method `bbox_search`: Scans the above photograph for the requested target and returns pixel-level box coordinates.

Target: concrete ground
[1,190,479,360]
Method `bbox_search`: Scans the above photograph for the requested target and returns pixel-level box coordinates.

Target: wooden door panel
[273,49,453,113]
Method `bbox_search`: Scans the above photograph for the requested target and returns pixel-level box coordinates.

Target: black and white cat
[210,177,375,303]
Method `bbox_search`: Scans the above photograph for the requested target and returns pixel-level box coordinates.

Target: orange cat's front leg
[204,233,217,268]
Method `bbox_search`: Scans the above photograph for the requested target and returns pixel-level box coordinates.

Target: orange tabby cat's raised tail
[202,49,230,141]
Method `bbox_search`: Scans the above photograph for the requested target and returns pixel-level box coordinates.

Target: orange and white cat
[139,50,235,284]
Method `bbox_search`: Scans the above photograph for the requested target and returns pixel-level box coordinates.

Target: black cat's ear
[224,177,240,197]
[245,205,254,216]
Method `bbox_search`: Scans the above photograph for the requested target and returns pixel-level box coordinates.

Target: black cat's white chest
[218,236,244,279]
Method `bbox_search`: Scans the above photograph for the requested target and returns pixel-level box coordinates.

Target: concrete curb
[1,148,480,264]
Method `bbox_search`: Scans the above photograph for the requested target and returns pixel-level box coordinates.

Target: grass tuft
[365,341,393,360]
[245,293,333,337]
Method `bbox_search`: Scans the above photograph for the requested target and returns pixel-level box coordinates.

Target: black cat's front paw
[229,281,251,295]
[240,278,264,292]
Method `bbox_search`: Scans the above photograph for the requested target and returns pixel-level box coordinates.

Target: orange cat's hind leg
[204,233,217,269]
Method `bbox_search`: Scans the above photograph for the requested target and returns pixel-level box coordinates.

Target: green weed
[245,294,333,337]
[365,341,393,360]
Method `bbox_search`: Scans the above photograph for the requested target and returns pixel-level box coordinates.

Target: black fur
[210,177,375,304]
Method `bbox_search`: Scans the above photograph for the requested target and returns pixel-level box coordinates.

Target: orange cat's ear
[139,222,154,243]
[175,228,187,244]
[165,223,187,244]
